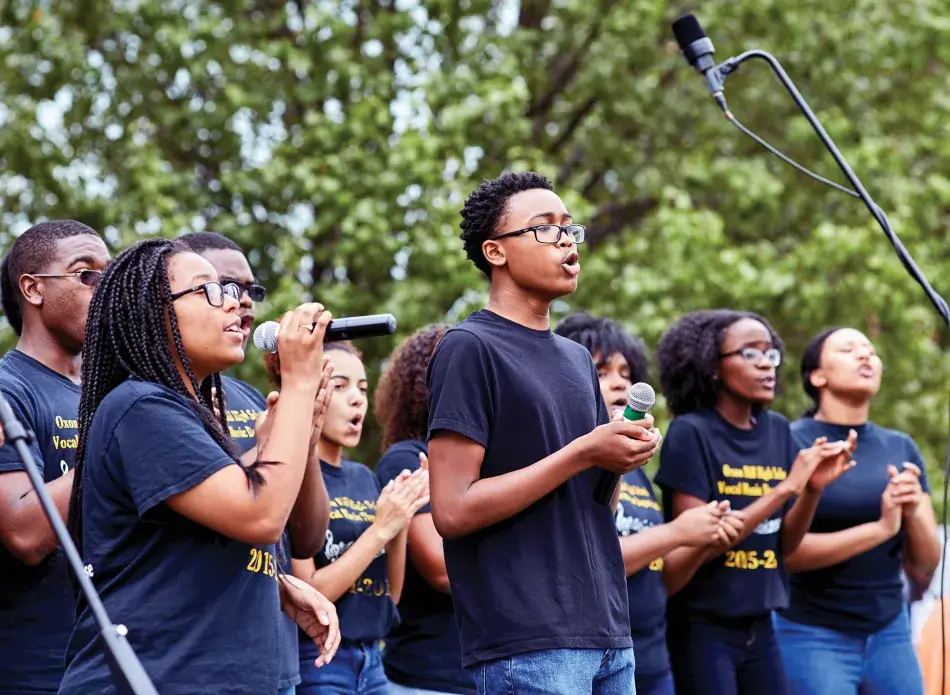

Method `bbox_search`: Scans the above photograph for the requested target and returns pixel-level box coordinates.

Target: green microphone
[595,382,657,504]
[623,382,656,423]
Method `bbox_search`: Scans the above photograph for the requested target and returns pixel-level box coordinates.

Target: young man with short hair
[426,172,661,694]
[0,220,110,694]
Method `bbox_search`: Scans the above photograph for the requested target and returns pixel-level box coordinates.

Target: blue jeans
[774,611,924,695]
[297,641,389,695]
[278,689,296,695]
[388,685,459,695]
[636,669,674,695]
[667,613,785,695]
[466,647,635,695]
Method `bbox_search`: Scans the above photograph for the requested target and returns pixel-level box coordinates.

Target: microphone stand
[712,49,950,326]
[703,48,950,695]
[0,396,159,695]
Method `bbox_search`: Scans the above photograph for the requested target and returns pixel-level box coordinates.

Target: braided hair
[657,309,783,417]
[799,327,844,417]
[459,171,554,276]
[67,238,260,564]
[373,325,450,451]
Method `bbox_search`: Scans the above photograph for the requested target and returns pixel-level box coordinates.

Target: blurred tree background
[1,0,948,505]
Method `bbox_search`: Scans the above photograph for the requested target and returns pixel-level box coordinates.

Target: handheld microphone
[672,14,728,111]
[253,314,397,353]
[594,382,656,505]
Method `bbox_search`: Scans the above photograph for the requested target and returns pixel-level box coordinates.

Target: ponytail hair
[800,327,844,417]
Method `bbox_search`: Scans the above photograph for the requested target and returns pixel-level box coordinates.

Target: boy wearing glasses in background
[179,232,330,695]
[425,172,662,694]
[0,220,110,694]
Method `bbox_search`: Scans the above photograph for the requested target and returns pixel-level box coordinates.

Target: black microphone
[672,14,728,111]
[252,314,397,353]
[594,383,656,505]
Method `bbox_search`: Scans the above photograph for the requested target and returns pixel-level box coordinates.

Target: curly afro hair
[554,313,650,384]
[373,324,449,450]
[657,309,784,416]
[460,171,554,277]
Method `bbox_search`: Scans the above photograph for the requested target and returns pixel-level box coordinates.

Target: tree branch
[518,0,551,30]
[586,198,658,248]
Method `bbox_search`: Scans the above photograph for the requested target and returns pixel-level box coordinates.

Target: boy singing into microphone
[426,172,660,694]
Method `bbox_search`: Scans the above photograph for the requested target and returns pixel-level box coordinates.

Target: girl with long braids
[373,324,478,695]
[653,310,855,695]
[267,341,430,695]
[775,327,939,695]
[60,239,340,695]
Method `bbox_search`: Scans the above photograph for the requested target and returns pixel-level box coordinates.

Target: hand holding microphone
[587,383,661,505]
[272,303,332,391]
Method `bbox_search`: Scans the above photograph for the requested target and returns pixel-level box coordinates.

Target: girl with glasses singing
[60,239,340,695]
[774,327,939,695]
[653,310,854,695]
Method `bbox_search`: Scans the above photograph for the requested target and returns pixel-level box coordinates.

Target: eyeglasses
[720,347,782,367]
[30,270,103,287]
[224,281,266,302]
[170,282,241,307]
[492,224,586,245]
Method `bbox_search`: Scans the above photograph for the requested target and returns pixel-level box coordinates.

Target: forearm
[785,523,891,572]
[433,440,588,539]
[902,511,941,578]
[289,453,331,558]
[620,525,683,576]
[662,545,712,596]
[386,530,408,604]
[253,384,319,523]
[295,526,390,602]
[780,488,821,556]
[729,487,796,546]
[4,471,74,564]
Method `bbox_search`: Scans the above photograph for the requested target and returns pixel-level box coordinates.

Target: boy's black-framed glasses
[225,281,266,303]
[492,224,586,245]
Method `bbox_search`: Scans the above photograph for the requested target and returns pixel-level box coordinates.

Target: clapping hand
[805,431,858,492]
[279,574,341,668]
[783,433,857,496]
[887,462,924,518]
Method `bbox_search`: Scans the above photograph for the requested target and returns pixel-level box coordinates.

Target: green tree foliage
[1,1,947,504]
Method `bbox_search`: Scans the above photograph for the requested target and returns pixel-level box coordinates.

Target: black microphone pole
[706,50,950,327]
[676,21,950,694]
[0,396,159,695]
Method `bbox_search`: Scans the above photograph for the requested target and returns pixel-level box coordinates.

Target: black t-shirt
[783,418,930,635]
[0,350,80,694]
[376,440,476,694]
[60,380,281,695]
[655,408,796,620]
[615,468,669,676]
[426,310,630,668]
[222,375,300,690]
[299,459,397,656]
